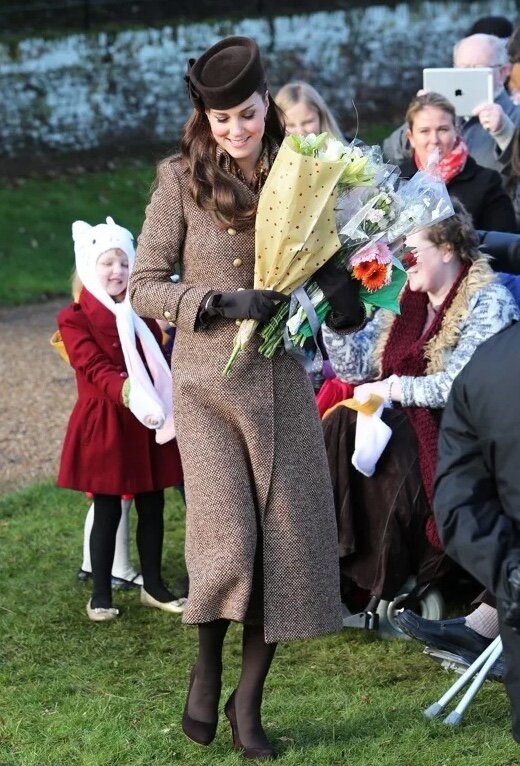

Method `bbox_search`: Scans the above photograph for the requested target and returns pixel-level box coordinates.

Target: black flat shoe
[77,568,91,582]
[224,691,276,761]
[181,667,218,746]
[111,572,143,590]
[395,610,492,656]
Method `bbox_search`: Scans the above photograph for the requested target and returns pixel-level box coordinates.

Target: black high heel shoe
[224,690,276,761]
[181,667,219,746]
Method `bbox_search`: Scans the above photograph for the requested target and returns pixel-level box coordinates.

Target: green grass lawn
[0,124,399,308]
[1,482,519,766]
[0,163,155,306]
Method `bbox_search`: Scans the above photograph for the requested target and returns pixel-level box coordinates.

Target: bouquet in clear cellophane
[259,164,454,361]
[384,169,454,241]
[259,170,406,360]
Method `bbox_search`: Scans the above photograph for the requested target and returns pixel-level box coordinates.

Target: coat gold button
[227,227,237,235]
[164,310,172,319]
[235,319,241,326]
[232,258,243,267]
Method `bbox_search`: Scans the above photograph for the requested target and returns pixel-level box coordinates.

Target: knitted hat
[468,16,513,39]
[185,36,265,111]
[72,216,135,312]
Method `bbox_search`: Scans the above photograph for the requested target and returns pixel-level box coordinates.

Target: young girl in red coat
[57,216,184,621]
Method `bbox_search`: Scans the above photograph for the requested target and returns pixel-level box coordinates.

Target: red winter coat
[57,289,183,495]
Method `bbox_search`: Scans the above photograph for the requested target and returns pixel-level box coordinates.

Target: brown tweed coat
[129,151,342,643]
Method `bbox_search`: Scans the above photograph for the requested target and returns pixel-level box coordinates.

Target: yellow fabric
[253,137,344,293]
[49,329,70,365]
[323,393,384,420]
[227,136,349,368]
[49,284,81,366]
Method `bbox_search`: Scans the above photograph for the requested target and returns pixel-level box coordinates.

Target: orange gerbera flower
[352,260,376,280]
[353,261,390,292]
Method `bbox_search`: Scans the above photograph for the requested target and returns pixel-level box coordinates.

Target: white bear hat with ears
[72,216,135,311]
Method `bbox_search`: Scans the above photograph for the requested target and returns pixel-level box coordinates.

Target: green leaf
[312,132,329,153]
[359,264,407,314]
[287,131,329,156]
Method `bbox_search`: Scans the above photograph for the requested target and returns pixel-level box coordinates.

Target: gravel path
[0,299,75,494]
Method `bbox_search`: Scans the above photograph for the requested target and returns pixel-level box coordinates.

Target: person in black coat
[434,321,520,744]
[400,92,516,233]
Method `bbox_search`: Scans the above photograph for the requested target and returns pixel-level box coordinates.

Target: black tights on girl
[90,491,174,608]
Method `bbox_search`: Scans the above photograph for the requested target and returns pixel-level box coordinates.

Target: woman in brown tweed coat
[129,36,362,759]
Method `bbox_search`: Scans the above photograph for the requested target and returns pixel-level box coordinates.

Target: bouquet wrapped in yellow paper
[223,133,377,375]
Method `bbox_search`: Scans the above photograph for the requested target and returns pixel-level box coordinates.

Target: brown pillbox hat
[185,36,265,111]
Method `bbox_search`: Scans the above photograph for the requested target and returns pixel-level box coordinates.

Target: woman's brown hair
[405,92,457,131]
[179,88,285,231]
[426,198,482,263]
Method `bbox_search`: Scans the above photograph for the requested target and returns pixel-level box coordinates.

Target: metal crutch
[424,635,503,725]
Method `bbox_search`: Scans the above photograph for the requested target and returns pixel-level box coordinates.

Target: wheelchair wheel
[376,577,445,639]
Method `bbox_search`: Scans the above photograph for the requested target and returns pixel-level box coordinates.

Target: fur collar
[373,257,495,376]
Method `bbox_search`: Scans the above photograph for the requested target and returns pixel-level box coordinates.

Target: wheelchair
[333,230,520,640]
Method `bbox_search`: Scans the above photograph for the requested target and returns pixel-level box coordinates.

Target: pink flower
[350,241,393,267]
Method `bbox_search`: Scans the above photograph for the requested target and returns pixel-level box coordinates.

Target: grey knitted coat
[129,152,342,643]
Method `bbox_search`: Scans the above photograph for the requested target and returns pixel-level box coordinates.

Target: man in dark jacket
[383,34,520,178]
[434,320,520,743]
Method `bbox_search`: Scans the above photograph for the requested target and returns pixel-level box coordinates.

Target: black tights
[187,620,277,749]
[90,491,173,608]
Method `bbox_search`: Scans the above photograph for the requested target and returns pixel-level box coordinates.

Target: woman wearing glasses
[321,200,518,612]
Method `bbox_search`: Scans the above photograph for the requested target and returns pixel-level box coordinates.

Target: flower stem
[223,341,242,377]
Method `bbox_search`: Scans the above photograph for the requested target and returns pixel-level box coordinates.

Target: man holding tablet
[383,34,520,179]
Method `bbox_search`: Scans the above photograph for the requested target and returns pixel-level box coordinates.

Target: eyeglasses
[458,63,503,69]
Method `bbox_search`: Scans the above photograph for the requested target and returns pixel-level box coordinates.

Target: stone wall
[1,0,517,158]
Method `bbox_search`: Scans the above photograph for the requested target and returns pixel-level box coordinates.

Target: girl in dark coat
[57,217,184,621]
[400,92,516,233]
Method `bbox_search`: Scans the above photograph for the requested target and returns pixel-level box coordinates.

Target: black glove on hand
[201,289,288,324]
[314,258,364,329]
[503,566,520,631]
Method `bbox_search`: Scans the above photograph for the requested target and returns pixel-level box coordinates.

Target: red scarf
[381,264,470,548]
[414,136,469,184]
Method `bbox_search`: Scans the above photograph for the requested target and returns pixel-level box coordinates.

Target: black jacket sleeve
[434,370,520,601]
[474,168,517,233]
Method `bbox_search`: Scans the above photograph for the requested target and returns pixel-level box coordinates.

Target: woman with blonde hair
[275,80,345,139]
[401,91,516,232]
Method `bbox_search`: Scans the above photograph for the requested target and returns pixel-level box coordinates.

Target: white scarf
[352,401,392,477]
[72,217,174,444]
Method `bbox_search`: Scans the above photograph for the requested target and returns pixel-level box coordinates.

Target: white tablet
[422,68,493,116]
